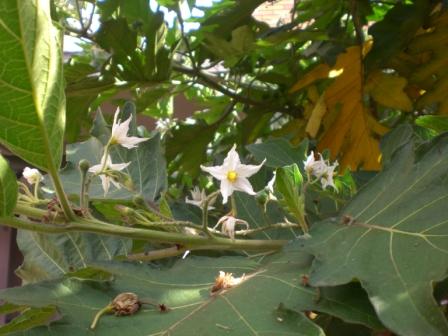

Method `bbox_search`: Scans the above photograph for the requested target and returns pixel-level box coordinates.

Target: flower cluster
[92,109,149,195]
[304,151,338,191]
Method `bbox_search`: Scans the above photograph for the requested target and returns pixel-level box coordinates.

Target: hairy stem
[2,215,287,251]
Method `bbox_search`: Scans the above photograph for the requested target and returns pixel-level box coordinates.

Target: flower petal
[237,159,266,178]
[220,179,234,204]
[99,175,110,196]
[119,136,149,149]
[222,144,240,171]
[233,177,255,195]
[200,164,227,180]
[117,117,133,139]
[88,163,103,173]
[109,162,131,171]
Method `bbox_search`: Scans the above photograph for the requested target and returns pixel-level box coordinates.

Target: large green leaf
[0,154,18,216]
[233,192,300,240]
[247,138,308,169]
[0,0,65,171]
[16,230,130,283]
[54,103,167,201]
[0,244,382,335]
[301,134,448,335]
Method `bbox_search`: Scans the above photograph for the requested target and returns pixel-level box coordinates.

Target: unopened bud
[115,205,133,216]
[79,159,90,172]
[132,195,146,208]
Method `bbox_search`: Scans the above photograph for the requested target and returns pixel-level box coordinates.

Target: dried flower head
[111,292,142,316]
[211,271,245,294]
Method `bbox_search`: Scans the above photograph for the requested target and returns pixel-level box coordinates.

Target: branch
[3,214,287,252]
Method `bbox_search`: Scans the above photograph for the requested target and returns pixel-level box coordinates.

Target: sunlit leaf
[302,133,448,335]
[0,245,382,335]
[0,0,65,171]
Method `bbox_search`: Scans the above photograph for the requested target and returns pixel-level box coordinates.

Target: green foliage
[56,103,167,201]
[301,134,448,335]
[0,244,382,335]
[0,154,18,216]
[247,138,308,169]
[275,164,306,226]
[0,0,65,171]
[15,230,130,283]
[0,1,448,335]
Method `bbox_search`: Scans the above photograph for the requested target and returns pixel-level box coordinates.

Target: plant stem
[47,169,76,221]
[90,304,113,330]
[202,191,219,237]
[236,222,300,236]
[230,194,238,217]
[1,215,287,252]
[127,246,189,261]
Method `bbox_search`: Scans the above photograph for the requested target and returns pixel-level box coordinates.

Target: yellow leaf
[365,71,413,112]
[317,46,386,170]
[305,94,326,138]
[289,64,330,93]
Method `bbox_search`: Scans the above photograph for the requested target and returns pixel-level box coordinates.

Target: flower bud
[79,159,90,172]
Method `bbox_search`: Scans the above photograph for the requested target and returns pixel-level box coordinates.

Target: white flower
[265,172,278,201]
[110,108,149,149]
[155,118,177,136]
[304,151,327,178]
[213,215,249,240]
[185,187,216,210]
[89,154,130,195]
[200,144,266,204]
[22,167,43,185]
[304,151,339,191]
[320,162,338,191]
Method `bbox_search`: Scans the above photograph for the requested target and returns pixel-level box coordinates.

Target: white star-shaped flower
[185,187,216,210]
[213,215,249,240]
[200,144,266,204]
[89,154,130,195]
[304,151,327,178]
[320,162,338,191]
[110,108,149,149]
[22,167,43,185]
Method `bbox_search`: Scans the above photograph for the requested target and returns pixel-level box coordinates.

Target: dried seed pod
[112,292,142,316]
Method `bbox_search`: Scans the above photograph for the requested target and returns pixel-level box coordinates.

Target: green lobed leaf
[0,243,382,335]
[247,138,308,169]
[0,154,18,216]
[301,134,448,335]
[15,230,130,283]
[233,192,300,240]
[166,122,218,177]
[0,0,65,171]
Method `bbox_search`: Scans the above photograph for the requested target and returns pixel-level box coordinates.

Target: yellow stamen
[227,170,238,182]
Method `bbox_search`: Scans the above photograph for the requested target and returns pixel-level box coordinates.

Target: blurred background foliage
[54,0,448,194]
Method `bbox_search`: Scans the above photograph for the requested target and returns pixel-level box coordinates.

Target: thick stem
[48,168,76,221]
[1,215,287,251]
